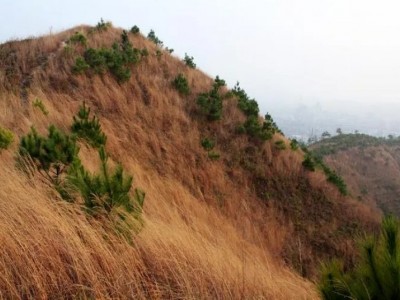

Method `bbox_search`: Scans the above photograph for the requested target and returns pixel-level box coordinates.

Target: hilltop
[0,22,379,298]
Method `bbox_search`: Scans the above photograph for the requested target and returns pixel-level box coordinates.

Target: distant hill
[311,133,400,216]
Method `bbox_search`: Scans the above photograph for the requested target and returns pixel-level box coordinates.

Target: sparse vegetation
[71,102,106,148]
[0,126,13,151]
[184,53,196,68]
[172,73,190,95]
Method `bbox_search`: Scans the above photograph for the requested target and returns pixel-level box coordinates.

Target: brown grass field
[0,24,380,298]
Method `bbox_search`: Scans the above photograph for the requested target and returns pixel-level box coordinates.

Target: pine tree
[319,215,400,299]
[67,147,144,215]
[19,125,78,184]
[71,103,107,148]
[197,76,226,121]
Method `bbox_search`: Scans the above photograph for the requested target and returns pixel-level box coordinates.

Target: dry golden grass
[0,151,317,299]
[323,145,400,215]
[0,24,379,298]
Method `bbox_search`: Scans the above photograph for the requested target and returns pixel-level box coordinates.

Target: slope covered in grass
[0,23,379,298]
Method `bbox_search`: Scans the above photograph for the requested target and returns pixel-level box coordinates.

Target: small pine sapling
[71,103,107,148]
[172,74,190,95]
[184,53,196,68]
[130,25,140,34]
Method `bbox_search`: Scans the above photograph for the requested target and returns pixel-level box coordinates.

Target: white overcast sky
[2,0,400,134]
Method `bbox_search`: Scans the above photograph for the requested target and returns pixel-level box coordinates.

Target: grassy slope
[0,25,379,298]
[311,134,400,216]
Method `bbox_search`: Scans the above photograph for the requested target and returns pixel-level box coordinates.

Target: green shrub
[72,57,90,74]
[290,139,299,150]
[19,126,79,184]
[166,47,174,54]
[319,216,400,299]
[232,82,259,117]
[32,98,49,116]
[197,93,222,121]
[67,147,144,214]
[71,103,106,148]
[232,83,280,141]
[95,18,112,31]
[213,76,226,89]
[184,53,196,69]
[82,48,107,73]
[73,32,141,82]
[241,115,276,141]
[0,126,13,151]
[197,76,226,121]
[200,138,219,160]
[302,154,315,171]
[147,30,163,47]
[201,138,215,151]
[243,115,263,137]
[156,49,163,59]
[130,25,140,34]
[275,140,286,150]
[68,32,87,46]
[172,74,190,95]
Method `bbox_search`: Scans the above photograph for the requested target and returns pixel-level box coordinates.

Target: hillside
[311,133,400,216]
[0,23,379,298]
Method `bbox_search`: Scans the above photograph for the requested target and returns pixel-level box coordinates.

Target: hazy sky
[2,0,400,135]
